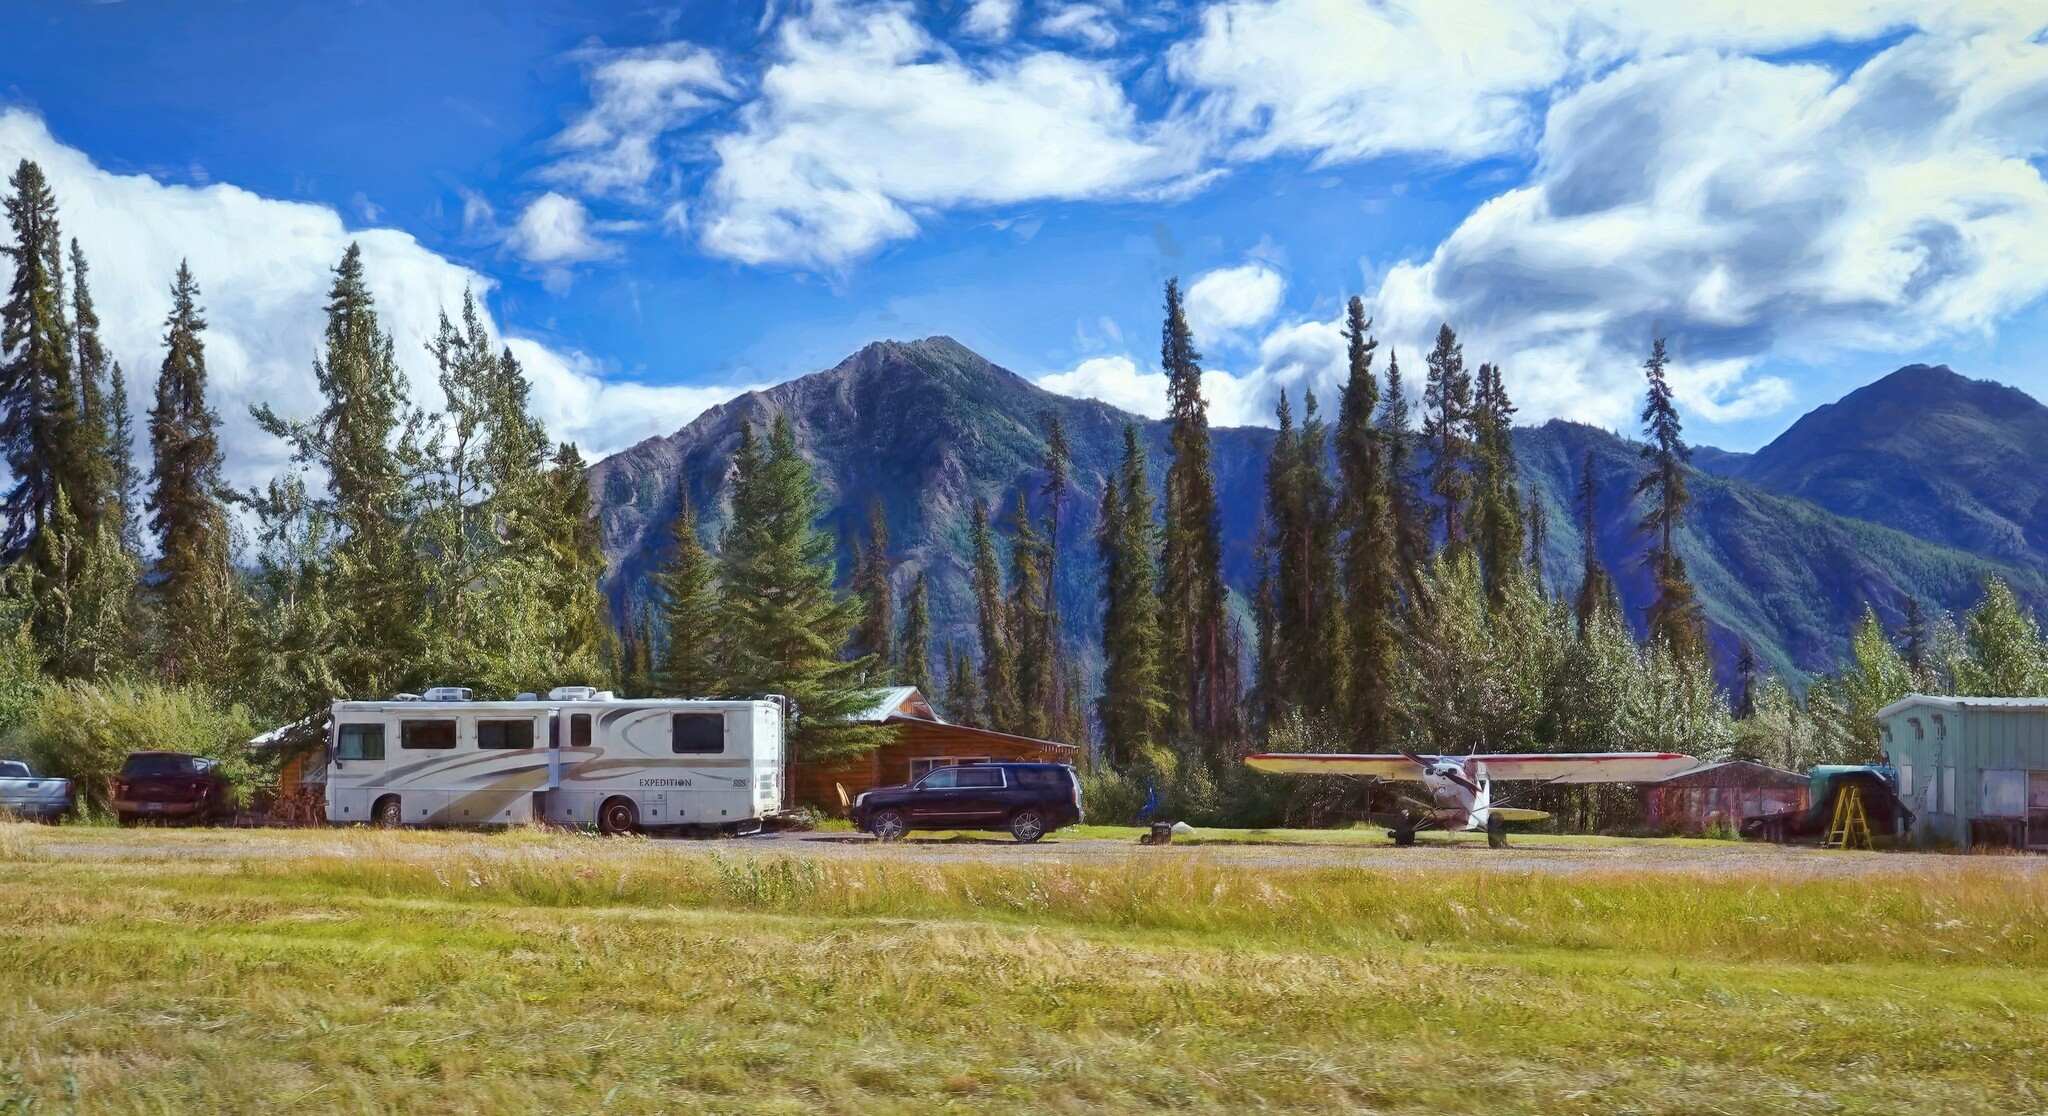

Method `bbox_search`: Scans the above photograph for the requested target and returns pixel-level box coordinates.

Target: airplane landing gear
[1390,822,1417,847]
[1486,814,1508,849]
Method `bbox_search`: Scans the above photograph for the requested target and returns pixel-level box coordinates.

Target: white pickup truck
[0,760,74,821]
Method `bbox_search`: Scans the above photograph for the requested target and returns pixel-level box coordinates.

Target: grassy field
[2,824,2045,1114]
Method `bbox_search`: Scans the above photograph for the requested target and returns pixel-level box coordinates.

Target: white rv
[324,686,788,834]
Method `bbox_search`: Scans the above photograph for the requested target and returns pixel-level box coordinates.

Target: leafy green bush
[4,679,261,811]
[1079,767,1149,825]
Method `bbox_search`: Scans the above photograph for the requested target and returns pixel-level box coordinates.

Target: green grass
[1,823,2044,1114]
[879,821,1737,849]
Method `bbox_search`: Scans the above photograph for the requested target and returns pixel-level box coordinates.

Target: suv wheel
[868,808,908,842]
[1009,808,1047,844]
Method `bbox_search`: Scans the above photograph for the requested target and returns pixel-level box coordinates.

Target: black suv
[851,762,1082,843]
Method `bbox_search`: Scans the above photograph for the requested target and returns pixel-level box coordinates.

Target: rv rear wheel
[598,797,640,836]
[1009,808,1047,844]
[373,796,402,829]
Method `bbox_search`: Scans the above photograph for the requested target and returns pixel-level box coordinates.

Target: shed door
[2029,773,2048,850]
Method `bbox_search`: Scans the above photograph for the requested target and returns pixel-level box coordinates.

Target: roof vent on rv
[548,686,598,701]
[422,686,474,702]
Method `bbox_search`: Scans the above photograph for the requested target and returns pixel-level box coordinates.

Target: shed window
[400,719,457,750]
[1939,766,1956,814]
[1981,770,2026,818]
[336,724,384,761]
[672,713,724,754]
[477,720,535,750]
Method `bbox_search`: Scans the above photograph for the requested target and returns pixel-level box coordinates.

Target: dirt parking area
[20,823,2046,881]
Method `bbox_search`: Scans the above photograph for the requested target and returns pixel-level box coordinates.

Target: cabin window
[571,713,592,747]
[672,713,724,754]
[909,756,991,781]
[955,767,1005,789]
[477,720,535,750]
[336,723,385,761]
[400,719,458,750]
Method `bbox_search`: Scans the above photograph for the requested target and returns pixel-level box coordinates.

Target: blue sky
[4,0,2047,479]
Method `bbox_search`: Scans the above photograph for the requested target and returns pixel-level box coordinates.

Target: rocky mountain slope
[589,339,2045,694]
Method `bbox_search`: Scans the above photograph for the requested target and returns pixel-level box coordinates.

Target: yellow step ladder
[1822,785,1873,850]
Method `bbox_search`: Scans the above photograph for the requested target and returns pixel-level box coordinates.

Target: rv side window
[672,713,724,754]
[400,719,457,750]
[336,724,385,761]
[571,713,592,747]
[477,720,535,750]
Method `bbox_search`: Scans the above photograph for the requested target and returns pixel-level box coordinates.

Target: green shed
[1876,695,2048,850]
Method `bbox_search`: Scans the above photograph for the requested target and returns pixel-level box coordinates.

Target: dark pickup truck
[851,762,1082,843]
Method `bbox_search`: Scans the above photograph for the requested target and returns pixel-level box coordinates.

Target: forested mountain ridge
[588,339,2045,693]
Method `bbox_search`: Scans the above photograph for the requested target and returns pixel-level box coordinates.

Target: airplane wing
[1244,754,1427,780]
[1469,753,1697,783]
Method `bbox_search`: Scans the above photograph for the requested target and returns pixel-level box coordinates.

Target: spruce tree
[969,497,1015,729]
[1573,451,1614,635]
[653,491,721,697]
[1158,278,1240,757]
[898,571,933,695]
[1635,337,1702,656]
[1006,490,1051,738]
[717,416,884,759]
[538,441,614,684]
[1376,348,1427,597]
[942,640,985,728]
[849,496,894,668]
[66,238,113,530]
[108,361,140,556]
[1422,323,1473,556]
[1469,361,1523,602]
[1264,388,1342,716]
[146,261,234,685]
[1734,641,1758,720]
[1336,297,1397,749]
[1899,597,1929,681]
[1096,423,1167,769]
[1039,412,1071,730]
[0,159,82,560]
[1525,487,1548,589]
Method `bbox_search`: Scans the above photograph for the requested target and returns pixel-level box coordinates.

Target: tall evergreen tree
[66,238,113,530]
[1263,388,1342,716]
[1469,361,1523,602]
[1039,412,1071,730]
[1336,298,1397,749]
[108,361,140,556]
[1377,347,1428,599]
[849,497,894,668]
[1421,323,1473,556]
[1096,423,1167,769]
[1525,487,1548,589]
[1635,337,1703,656]
[146,261,234,684]
[942,640,985,728]
[717,415,883,760]
[1734,641,1759,720]
[898,571,933,694]
[0,160,82,560]
[969,497,1014,729]
[653,491,721,697]
[1158,278,1240,757]
[1006,490,1051,739]
[1573,452,1614,635]
[1899,597,1929,680]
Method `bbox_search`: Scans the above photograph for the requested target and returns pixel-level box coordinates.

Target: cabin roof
[879,714,1079,753]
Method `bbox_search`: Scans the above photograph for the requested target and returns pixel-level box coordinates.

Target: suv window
[955,767,1005,789]
[672,713,724,754]
[336,724,385,761]
[918,768,958,790]
[121,754,202,778]
[477,720,535,750]
[1014,766,1067,788]
[401,720,458,750]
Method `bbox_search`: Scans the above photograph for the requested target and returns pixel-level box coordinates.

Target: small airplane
[1244,750,1698,847]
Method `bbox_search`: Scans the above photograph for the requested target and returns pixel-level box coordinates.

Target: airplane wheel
[1486,815,1508,849]
[1391,825,1416,847]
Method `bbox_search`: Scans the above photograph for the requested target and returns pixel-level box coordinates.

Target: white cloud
[1168,0,2040,167]
[507,192,620,265]
[698,1,1207,268]
[544,41,734,200]
[1363,35,2048,429]
[1035,349,1286,428]
[0,109,750,495]
[1037,3,1120,50]
[960,0,1020,40]
[1183,262,1284,347]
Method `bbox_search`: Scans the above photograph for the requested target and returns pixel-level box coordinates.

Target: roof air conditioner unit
[548,686,598,701]
[423,686,474,702]
[392,692,422,702]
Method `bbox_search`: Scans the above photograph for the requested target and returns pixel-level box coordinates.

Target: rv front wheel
[598,797,640,836]
[373,796,402,829]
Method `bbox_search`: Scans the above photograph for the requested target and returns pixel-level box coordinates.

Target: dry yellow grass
[1,822,2044,1114]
